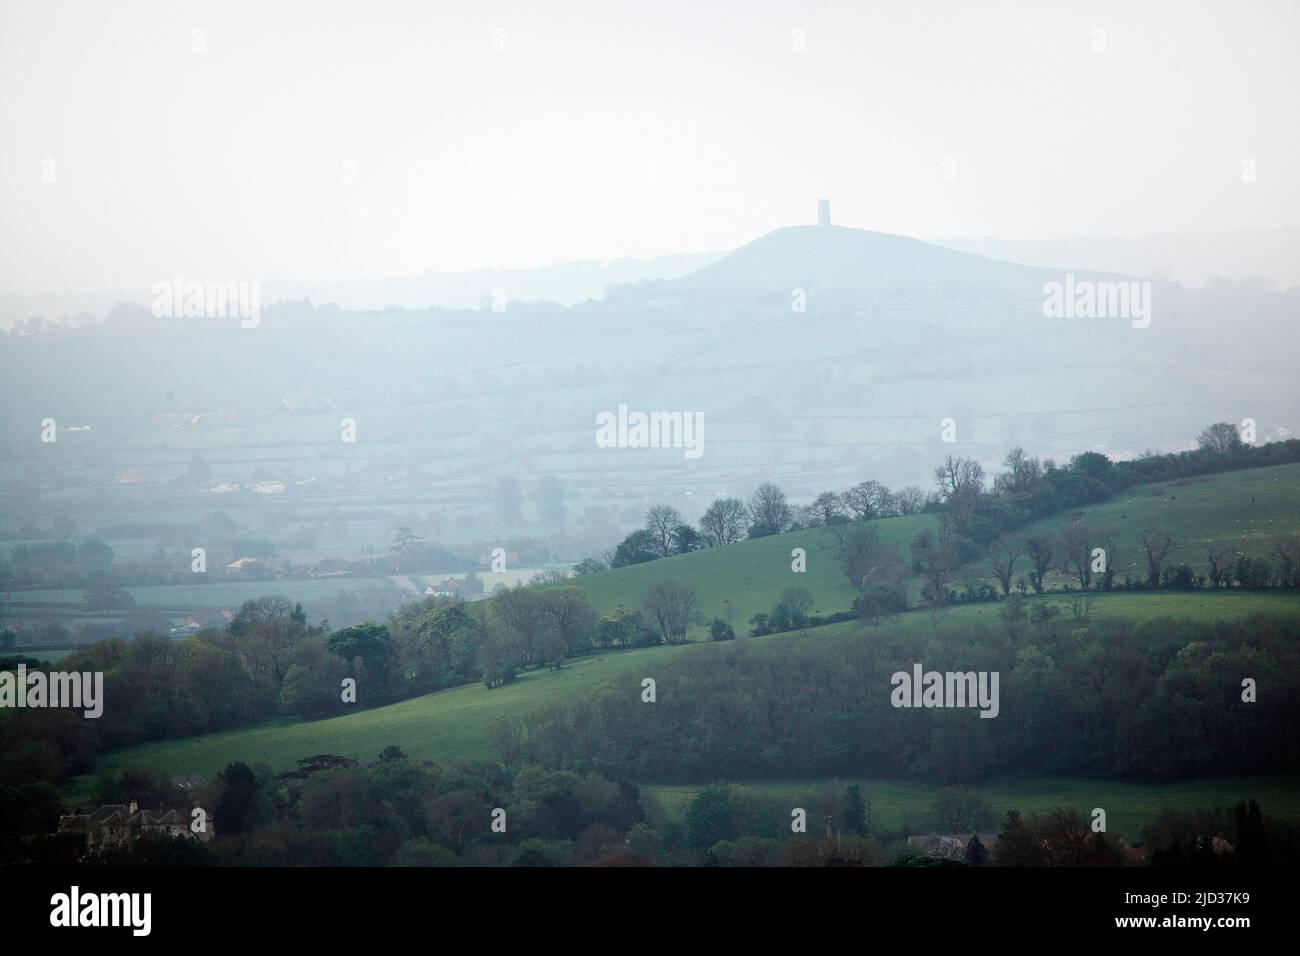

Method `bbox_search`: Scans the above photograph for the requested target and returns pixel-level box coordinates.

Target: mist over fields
[3,222,1296,577]
[3,0,1300,896]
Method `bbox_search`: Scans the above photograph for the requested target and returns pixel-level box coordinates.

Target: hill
[558,513,933,633]
[552,461,1300,630]
[640,225,1070,305]
[68,588,1300,805]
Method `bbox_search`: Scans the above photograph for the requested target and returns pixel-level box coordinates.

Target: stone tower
[817,198,831,226]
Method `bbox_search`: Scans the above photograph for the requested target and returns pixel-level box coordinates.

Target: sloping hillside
[1007,461,1300,585]
[558,513,933,632]
[70,463,1300,800]
[552,461,1300,628]
[72,589,1300,798]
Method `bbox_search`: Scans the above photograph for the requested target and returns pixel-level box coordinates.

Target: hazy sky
[2,0,1297,294]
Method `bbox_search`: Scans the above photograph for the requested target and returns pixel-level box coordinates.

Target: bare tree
[989,536,1022,595]
[894,486,925,515]
[1024,535,1054,593]
[933,455,985,532]
[1093,528,1127,591]
[747,482,791,537]
[1269,534,1300,588]
[836,522,883,589]
[1206,544,1234,589]
[1057,519,1094,590]
[934,455,986,503]
[810,491,848,526]
[1138,520,1178,587]
[1066,592,1095,623]
[998,447,1043,494]
[699,497,747,547]
[842,480,888,520]
[644,505,683,557]
[641,580,701,644]
[911,527,958,623]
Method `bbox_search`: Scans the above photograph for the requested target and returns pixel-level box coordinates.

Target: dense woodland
[487,613,1300,783]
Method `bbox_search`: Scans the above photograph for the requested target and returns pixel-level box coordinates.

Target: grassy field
[641,773,1300,844]
[543,463,1300,633]
[64,637,718,805]
[1013,461,1300,585]
[68,588,1300,807]
[559,513,935,633]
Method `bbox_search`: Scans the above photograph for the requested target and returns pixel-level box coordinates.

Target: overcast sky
[2,0,1297,295]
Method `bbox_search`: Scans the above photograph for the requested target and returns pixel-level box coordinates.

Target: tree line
[487,612,1300,784]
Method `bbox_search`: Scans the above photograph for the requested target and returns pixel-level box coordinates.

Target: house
[425,578,463,597]
[57,800,211,852]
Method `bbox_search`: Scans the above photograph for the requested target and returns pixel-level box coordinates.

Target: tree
[1206,545,1234,589]
[641,581,701,644]
[1270,534,1300,588]
[1139,520,1178,587]
[491,586,547,665]
[911,527,958,620]
[493,475,523,525]
[929,787,996,833]
[844,784,869,836]
[645,505,683,557]
[997,447,1042,495]
[894,486,925,516]
[391,527,423,565]
[699,497,747,547]
[685,785,734,849]
[842,480,888,520]
[809,492,848,526]
[572,557,607,576]
[1197,422,1243,455]
[708,618,735,641]
[747,483,791,538]
[83,583,135,611]
[1024,534,1053,593]
[1069,451,1113,483]
[964,834,988,866]
[988,537,1022,595]
[933,456,985,531]
[1057,519,1094,590]
[325,621,391,671]
[229,595,310,687]
[538,587,598,658]
[533,475,567,528]
[836,521,882,589]
[671,523,702,555]
[1094,528,1125,591]
[215,761,260,836]
[612,529,659,567]
[528,568,571,586]
[771,587,814,631]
